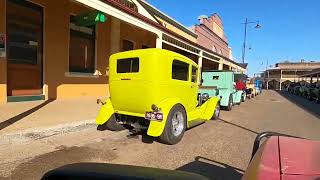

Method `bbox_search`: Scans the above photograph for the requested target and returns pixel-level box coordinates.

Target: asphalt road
[1,90,320,180]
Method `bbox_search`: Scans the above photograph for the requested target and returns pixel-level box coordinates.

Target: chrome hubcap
[172,111,184,137]
[215,106,220,117]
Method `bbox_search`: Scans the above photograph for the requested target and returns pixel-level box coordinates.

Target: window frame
[191,65,198,83]
[67,16,97,75]
[171,59,190,82]
[116,57,140,74]
[122,39,135,52]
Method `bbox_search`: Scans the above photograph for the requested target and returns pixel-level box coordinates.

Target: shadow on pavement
[0,100,54,131]
[276,90,320,119]
[218,119,259,135]
[177,156,244,180]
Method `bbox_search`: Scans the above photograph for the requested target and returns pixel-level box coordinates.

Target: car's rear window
[117,58,139,73]
[212,76,219,80]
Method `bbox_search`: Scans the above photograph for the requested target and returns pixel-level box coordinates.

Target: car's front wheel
[159,105,186,145]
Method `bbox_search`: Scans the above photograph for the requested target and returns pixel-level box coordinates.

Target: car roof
[111,48,198,67]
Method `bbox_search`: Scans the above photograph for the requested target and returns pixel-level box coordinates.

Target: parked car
[246,82,257,98]
[293,84,302,95]
[96,49,220,145]
[199,70,245,111]
[287,83,299,93]
[308,84,320,103]
[42,132,320,180]
[298,84,309,97]
[255,79,262,95]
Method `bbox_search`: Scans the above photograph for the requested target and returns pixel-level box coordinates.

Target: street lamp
[241,18,261,63]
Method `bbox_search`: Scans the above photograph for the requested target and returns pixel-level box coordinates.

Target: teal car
[199,70,246,111]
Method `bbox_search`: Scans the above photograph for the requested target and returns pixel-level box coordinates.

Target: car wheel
[212,103,220,120]
[227,95,233,111]
[241,94,245,102]
[159,105,186,145]
[97,114,126,131]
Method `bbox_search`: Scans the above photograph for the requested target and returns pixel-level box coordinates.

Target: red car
[244,132,320,180]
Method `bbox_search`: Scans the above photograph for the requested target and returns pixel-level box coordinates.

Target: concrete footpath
[0,98,103,144]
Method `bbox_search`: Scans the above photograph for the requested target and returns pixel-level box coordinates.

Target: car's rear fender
[96,98,115,125]
[147,98,183,137]
[218,89,231,107]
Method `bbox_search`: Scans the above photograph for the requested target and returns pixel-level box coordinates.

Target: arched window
[218,49,222,55]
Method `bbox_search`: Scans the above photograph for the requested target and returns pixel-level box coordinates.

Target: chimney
[198,15,208,24]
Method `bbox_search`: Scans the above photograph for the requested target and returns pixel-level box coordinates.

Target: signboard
[0,34,5,58]
[74,11,106,27]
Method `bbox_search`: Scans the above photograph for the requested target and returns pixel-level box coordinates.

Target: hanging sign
[0,34,5,58]
[74,11,106,27]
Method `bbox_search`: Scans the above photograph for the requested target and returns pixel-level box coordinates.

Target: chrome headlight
[201,93,210,102]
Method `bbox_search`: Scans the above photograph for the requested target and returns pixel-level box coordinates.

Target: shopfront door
[6,0,43,96]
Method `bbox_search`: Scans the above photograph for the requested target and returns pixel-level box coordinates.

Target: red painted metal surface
[242,136,281,180]
[279,136,320,176]
[243,136,320,180]
[282,174,320,180]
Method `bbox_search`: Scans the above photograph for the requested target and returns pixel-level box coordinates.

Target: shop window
[172,60,189,81]
[191,66,198,83]
[7,0,43,65]
[69,16,95,73]
[122,40,134,51]
[117,58,139,73]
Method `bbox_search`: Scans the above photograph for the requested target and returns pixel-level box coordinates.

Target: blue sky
[147,0,320,76]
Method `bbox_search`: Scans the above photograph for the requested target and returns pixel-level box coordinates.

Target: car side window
[172,60,189,81]
[191,66,197,83]
[117,58,139,73]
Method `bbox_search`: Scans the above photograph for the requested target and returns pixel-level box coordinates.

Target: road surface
[1,90,319,179]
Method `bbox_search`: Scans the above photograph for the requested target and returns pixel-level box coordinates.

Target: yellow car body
[246,83,257,97]
[96,49,219,142]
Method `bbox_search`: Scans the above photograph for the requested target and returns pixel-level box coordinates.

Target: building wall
[0,0,6,103]
[276,62,320,69]
[39,0,111,100]
[155,17,197,43]
[194,14,230,58]
[120,21,156,50]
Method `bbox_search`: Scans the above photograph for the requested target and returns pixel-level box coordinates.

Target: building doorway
[6,0,43,97]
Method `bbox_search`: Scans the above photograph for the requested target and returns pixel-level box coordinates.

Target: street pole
[241,18,261,64]
[242,18,248,64]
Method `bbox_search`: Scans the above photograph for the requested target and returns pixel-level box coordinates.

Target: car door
[171,59,191,111]
[189,65,198,109]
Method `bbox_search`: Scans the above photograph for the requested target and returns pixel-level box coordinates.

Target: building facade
[261,61,320,90]
[0,0,246,103]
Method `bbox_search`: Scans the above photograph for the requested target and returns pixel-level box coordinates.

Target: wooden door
[6,0,43,96]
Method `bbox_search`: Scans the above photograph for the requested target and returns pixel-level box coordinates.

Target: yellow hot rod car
[96,49,220,144]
